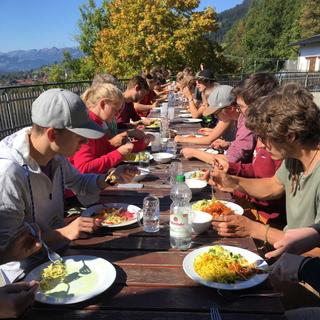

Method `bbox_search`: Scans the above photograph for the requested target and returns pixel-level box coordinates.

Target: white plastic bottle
[170,174,193,250]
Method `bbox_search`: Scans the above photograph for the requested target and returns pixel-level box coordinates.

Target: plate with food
[185,170,208,180]
[192,199,243,219]
[183,245,268,290]
[181,134,203,138]
[25,255,116,304]
[178,113,192,118]
[82,203,141,227]
[182,118,202,123]
[145,118,161,129]
[199,148,219,155]
[123,151,152,163]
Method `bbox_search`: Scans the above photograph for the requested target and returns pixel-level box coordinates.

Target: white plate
[199,148,219,155]
[179,113,192,118]
[183,245,268,290]
[25,255,116,304]
[183,118,202,123]
[82,203,141,227]
[192,200,244,216]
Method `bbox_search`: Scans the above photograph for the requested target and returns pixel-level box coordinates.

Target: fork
[79,259,91,275]
[210,307,222,320]
[24,222,62,264]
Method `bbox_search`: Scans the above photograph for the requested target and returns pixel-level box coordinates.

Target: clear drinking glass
[169,161,183,186]
[166,140,177,157]
[140,195,160,232]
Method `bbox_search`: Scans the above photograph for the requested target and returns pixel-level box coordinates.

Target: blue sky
[0,0,242,52]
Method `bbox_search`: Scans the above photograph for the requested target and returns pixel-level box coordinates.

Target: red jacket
[228,147,286,224]
[69,111,147,174]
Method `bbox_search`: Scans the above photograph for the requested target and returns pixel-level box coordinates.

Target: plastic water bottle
[170,175,193,250]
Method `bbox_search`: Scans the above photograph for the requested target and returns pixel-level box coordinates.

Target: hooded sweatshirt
[0,127,101,281]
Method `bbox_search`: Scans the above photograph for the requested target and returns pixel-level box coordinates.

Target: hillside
[0,47,83,74]
[211,0,253,43]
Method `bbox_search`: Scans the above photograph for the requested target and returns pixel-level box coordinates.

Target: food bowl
[133,167,150,182]
[185,179,207,194]
[192,211,212,234]
[152,152,174,164]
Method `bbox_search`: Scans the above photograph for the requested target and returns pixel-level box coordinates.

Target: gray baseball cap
[203,85,235,116]
[31,88,105,139]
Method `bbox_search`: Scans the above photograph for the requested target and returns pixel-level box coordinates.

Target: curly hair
[246,83,320,148]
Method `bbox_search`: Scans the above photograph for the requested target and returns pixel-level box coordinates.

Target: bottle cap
[176,175,185,182]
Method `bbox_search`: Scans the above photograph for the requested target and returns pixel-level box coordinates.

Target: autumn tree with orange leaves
[90,0,226,78]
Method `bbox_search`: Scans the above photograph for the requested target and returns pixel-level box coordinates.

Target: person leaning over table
[0,228,41,319]
[0,88,138,282]
[116,75,154,129]
[181,73,279,165]
[208,83,320,247]
[69,83,152,174]
[189,69,220,126]
[176,85,236,146]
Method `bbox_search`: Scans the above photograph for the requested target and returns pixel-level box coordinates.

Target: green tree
[90,0,225,78]
[224,0,303,73]
[300,0,320,38]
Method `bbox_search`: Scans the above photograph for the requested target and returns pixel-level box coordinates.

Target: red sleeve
[70,140,123,174]
[227,162,255,177]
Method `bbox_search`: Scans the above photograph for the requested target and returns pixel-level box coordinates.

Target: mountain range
[0,47,83,74]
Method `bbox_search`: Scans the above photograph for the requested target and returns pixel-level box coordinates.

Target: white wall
[298,44,320,71]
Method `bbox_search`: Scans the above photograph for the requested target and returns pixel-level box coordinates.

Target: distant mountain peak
[0,47,84,74]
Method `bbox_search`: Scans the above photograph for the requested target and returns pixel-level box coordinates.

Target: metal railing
[1,72,319,140]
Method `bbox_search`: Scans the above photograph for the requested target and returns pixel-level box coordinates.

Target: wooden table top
[24,120,290,320]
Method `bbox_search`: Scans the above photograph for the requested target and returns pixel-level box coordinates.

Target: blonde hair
[81,83,123,109]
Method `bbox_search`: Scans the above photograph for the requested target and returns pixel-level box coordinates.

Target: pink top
[226,113,256,163]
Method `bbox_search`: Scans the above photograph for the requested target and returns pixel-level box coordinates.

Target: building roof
[289,34,320,47]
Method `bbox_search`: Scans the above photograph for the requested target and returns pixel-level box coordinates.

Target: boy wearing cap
[0,89,136,281]
[180,85,239,163]
[176,85,236,147]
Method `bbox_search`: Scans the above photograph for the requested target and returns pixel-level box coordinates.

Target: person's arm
[180,148,216,164]
[212,214,284,244]
[0,228,41,264]
[134,101,158,113]
[266,227,320,259]
[270,253,320,292]
[175,121,231,145]
[71,139,124,174]
[0,281,39,319]
[210,171,285,200]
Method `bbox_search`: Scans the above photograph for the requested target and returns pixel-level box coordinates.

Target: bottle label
[170,212,190,238]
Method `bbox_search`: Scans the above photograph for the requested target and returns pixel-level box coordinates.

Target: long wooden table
[23,120,293,320]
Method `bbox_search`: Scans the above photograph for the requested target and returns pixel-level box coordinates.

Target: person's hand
[208,169,238,192]
[1,227,41,264]
[211,214,256,238]
[270,252,309,283]
[198,128,212,136]
[141,118,152,126]
[152,101,160,108]
[113,165,139,183]
[180,147,195,159]
[62,216,99,240]
[266,227,320,259]
[144,134,154,145]
[174,135,184,143]
[109,132,128,148]
[212,155,229,173]
[182,86,193,100]
[211,139,230,150]
[0,281,39,318]
[118,142,134,156]
[127,129,145,141]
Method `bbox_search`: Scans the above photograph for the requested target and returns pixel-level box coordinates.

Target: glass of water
[140,195,160,232]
